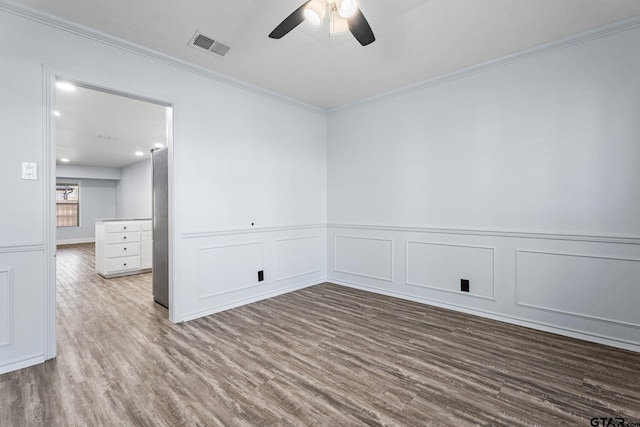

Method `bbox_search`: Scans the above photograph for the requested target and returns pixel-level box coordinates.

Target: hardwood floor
[1,243,639,426]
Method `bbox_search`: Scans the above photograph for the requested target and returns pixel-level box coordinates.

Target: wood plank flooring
[1,243,640,426]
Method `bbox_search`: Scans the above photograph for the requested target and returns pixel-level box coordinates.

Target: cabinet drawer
[140,220,152,231]
[105,232,140,244]
[106,256,141,273]
[105,221,141,233]
[106,242,140,258]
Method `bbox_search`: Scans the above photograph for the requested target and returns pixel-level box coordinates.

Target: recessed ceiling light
[53,111,61,116]
[60,158,70,162]
[55,81,76,92]
[154,143,164,148]
[135,151,144,156]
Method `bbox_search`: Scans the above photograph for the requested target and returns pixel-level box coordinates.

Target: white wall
[4,0,638,377]
[55,178,117,244]
[116,159,151,218]
[0,6,327,374]
[327,25,640,351]
[328,30,640,235]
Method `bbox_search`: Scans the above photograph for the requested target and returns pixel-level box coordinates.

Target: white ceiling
[55,84,167,168]
[13,0,640,109]
[14,0,640,168]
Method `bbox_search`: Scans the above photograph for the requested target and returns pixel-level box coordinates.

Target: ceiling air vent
[189,31,231,58]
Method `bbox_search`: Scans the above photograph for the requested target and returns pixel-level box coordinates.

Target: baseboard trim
[0,353,45,375]
[328,278,640,353]
[56,238,95,246]
[181,279,324,322]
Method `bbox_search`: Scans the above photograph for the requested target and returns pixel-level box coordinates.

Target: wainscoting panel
[406,241,494,300]
[180,226,326,321]
[197,242,265,300]
[0,268,13,347]
[0,247,45,374]
[334,236,393,281]
[275,236,321,282]
[516,249,640,327]
[327,224,640,352]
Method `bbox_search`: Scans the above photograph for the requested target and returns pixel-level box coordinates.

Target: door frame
[44,67,181,360]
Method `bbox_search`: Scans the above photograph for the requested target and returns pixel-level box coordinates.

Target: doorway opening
[46,73,176,360]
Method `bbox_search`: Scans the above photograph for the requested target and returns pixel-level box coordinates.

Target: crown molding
[2,1,639,116]
[0,0,325,114]
[329,15,640,114]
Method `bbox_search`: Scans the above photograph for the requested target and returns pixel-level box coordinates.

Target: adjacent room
[54,83,171,309]
[1,0,639,425]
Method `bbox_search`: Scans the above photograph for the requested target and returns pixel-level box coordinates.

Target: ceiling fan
[269,0,375,46]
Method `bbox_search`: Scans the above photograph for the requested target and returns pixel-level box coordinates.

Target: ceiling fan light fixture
[269,0,374,46]
[330,14,350,34]
[304,0,326,26]
[337,0,358,19]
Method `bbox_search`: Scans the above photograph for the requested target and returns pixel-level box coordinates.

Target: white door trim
[43,66,182,359]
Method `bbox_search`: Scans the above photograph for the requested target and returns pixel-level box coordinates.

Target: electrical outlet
[461,279,469,293]
[258,270,264,282]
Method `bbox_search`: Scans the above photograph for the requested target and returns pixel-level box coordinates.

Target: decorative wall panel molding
[182,223,327,239]
[516,249,640,328]
[334,235,393,281]
[180,226,326,322]
[328,224,640,351]
[406,241,495,300]
[0,268,14,347]
[196,242,264,300]
[0,242,44,254]
[328,223,640,245]
[275,236,320,281]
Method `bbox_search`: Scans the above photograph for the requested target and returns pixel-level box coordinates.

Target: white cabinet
[95,219,152,278]
[140,220,153,270]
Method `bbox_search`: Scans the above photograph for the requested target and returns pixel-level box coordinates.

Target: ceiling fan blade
[269,1,312,39]
[348,8,375,46]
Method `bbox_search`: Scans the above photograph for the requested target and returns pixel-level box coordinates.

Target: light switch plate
[22,162,37,180]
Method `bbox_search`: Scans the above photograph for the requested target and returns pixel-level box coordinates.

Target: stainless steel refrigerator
[151,147,169,308]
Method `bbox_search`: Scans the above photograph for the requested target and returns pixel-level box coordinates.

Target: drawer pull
[123,236,127,240]
[123,263,127,266]
[123,226,127,230]
[123,247,127,251]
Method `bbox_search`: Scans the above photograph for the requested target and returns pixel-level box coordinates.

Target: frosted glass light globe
[338,0,357,19]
